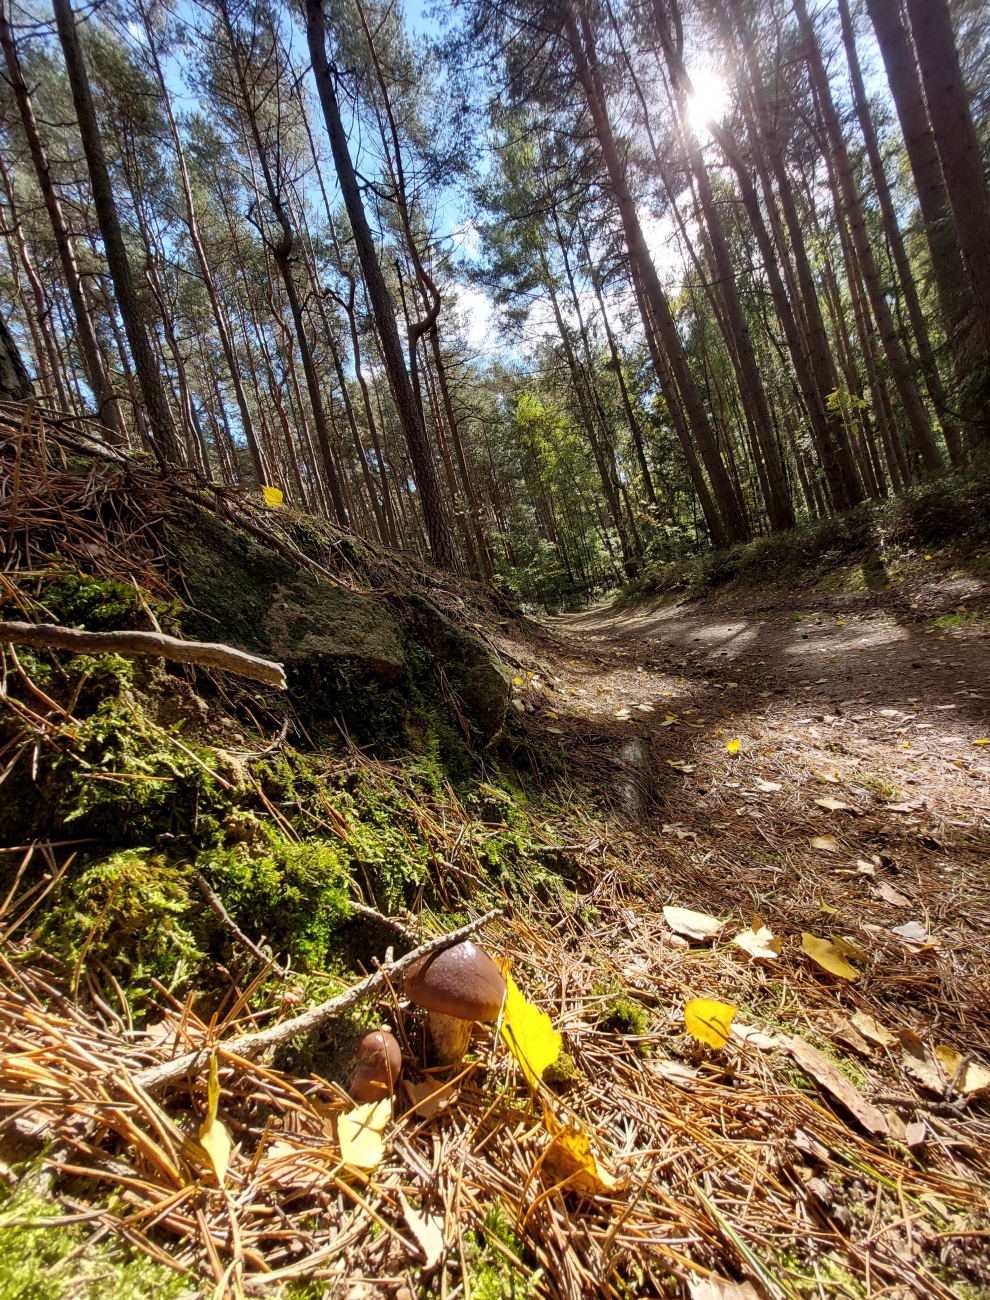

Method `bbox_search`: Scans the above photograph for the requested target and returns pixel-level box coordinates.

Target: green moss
[468,1204,540,1300]
[599,994,649,1038]
[0,1188,190,1300]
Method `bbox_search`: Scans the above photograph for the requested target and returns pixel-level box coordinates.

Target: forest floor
[477,546,990,1298]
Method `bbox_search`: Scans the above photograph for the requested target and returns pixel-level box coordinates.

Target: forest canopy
[1,0,989,609]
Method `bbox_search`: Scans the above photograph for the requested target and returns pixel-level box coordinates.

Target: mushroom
[403,940,506,1064]
[348,1029,402,1103]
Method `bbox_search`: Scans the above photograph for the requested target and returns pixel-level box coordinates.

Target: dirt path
[496,568,990,1051]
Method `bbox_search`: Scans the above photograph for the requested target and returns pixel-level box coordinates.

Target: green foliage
[0,1187,189,1300]
[30,573,177,632]
[198,834,350,970]
[467,1204,540,1300]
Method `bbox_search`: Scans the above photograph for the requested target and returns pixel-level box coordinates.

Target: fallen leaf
[890,920,930,945]
[689,1279,760,1300]
[684,998,737,1049]
[399,1190,445,1269]
[731,1022,779,1052]
[818,772,842,784]
[499,969,562,1088]
[888,800,923,813]
[338,1097,391,1170]
[935,1046,990,1096]
[731,916,782,961]
[888,1114,927,1148]
[802,933,860,980]
[663,906,723,942]
[898,1029,945,1094]
[850,1011,895,1049]
[816,797,853,812]
[832,1018,873,1058]
[542,1104,620,1195]
[199,1053,232,1186]
[830,934,870,963]
[754,778,782,792]
[810,835,839,853]
[877,883,911,907]
[650,1058,700,1084]
[615,708,631,720]
[780,1035,889,1136]
[403,1078,457,1120]
[725,738,741,754]
[261,485,283,507]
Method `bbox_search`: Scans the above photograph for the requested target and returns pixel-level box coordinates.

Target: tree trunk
[304,0,454,568]
[0,310,32,400]
[51,0,180,463]
[903,0,990,365]
[864,0,975,359]
[564,4,747,545]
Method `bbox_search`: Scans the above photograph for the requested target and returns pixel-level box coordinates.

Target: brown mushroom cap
[349,1029,402,1102]
[403,940,506,1022]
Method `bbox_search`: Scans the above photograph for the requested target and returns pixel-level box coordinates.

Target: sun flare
[686,67,729,133]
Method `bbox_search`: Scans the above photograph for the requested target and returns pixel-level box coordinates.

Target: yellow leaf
[974,739,990,746]
[831,933,870,962]
[199,1053,231,1185]
[542,1104,619,1195]
[663,906,722,942]
[801,933,860,980]
[810,835,839,852]
[684,998,737,1049]
[513,676,523,686]
[731,916,781,961]
[261,485,283,507]
[499,968,561,1088]
[935,1046,990,1096]
[815,797,852,812]
[338,1097,391,1170]
[725,738,741,754]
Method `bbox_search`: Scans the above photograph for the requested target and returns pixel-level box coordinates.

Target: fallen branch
[134,908,498,1092]
[0,621,286,690]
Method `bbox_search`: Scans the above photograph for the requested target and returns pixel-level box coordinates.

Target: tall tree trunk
[902,0,990,367]
[51,0,180,463]
[863,0,975,359]
[794,0,943,477]
[304,0,454,568]
[0,0,121,436]
[564,4,747,545]
[0,310,32,400]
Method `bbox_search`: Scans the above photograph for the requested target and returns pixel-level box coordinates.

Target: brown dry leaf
[731,1022,779,1052]
[542,1104,621,1196]
[851,1011,895,1049]
[816,797,853,812]
[801,933,860,981]
[650,1058,700,1085]
[877,883,912,908]
[898,1029,946,1094]
[689,1279,760,1300]
[780,1035,889,1136]
[754,778,782,793]
[832,1019,873,1058]
[663,906,723,943]
[403,1078,458,1120]
[890,920,931,945]
[398,1190,445,1270]
[935,1046,990,1096]
[810,835,839,853]
[888,1115,927,1149]
[731,916,782,961]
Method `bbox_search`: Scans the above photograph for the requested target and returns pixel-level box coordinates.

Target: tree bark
[304,0,455,568]
[903,0,990,364]
[51,0,180,464]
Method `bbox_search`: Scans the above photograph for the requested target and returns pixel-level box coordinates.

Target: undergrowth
[617,471,990,605]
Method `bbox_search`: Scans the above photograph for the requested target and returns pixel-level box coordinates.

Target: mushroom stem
[426,1011,472,1064]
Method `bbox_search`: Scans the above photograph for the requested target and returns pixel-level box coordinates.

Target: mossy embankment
[0,430,564,1065]
[618,471,990,607]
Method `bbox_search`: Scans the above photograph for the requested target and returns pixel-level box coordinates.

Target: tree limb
[0,621,286,690]
[133,908,499,1092]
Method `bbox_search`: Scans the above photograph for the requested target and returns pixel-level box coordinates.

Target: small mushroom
[348,1029,402,1102]
[403,940,506,1064]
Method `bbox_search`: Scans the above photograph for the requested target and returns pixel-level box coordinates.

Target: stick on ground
[0,621,286,689]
